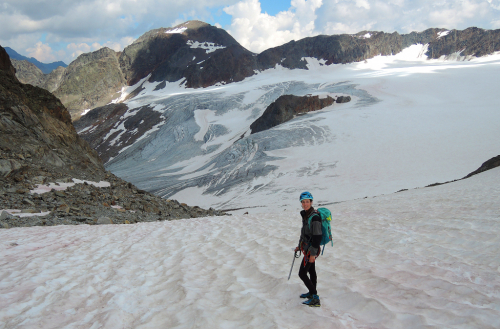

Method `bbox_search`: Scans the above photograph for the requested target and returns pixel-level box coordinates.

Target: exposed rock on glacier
[250,94,336,134]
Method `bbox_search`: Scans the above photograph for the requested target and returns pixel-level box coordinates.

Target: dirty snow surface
[1,167,499,328]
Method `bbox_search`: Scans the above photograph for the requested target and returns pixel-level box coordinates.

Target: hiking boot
[302,294,320,307]
[300,292,312,299]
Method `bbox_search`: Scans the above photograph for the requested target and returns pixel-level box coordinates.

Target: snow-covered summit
[187,40,226,53]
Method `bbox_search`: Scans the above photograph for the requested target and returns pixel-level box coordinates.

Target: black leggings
[298,257,317,295]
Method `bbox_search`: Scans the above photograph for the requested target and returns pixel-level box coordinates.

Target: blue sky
[1,0,499,65]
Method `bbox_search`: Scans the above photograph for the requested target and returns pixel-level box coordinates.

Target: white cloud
[220,0,500,54]
[66,37,135,60]
[26,41,58,62]
[224,0,322,53]
[67,42,92,59]
[314,0,500,36]
[1,0,499,64]
[355,0,371,10]
[0,0,240,63]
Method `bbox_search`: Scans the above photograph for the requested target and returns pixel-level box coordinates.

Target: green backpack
[308,208,333,254]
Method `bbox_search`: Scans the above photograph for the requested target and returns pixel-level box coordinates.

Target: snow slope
[100,45,500,213]
[1,167,499,328]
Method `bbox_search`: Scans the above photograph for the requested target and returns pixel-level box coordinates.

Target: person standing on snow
[295,191,322,307]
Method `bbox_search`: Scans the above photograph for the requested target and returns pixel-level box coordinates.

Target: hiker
[295,191,322,307]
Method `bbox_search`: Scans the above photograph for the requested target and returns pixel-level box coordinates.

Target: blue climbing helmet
[299,191,313,201]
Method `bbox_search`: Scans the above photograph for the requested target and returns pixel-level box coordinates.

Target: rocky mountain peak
[132,20,211,45]
[52,46,125,120]
[166,20,211,34]
[0,46,17,80]
[119,21,250,87]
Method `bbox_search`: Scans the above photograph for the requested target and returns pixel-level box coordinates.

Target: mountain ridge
[4,46,67,74]
[8,23,500,121]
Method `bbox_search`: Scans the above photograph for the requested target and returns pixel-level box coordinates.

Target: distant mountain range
[7,21,500,121]
[4,47,67,74]
[66,22,500,212]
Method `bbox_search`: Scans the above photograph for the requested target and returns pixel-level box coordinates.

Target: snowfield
[1,167,499,328]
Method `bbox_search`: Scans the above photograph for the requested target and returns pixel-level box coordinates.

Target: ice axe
[288,250,300,280]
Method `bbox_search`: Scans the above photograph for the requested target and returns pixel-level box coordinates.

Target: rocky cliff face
[427,27,500,59]
[255,27,500,70]
[119,20,254,88]
[250,95,338,134]
[11,59,45,86]
[0,46,103,178]
[12,59,66,93]
[53,47,126,120]
[12,47,126,120]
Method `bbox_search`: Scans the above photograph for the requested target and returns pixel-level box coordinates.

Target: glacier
[99,45,500,212]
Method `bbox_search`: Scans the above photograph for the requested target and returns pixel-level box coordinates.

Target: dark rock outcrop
[426,27,500,59]
[463,155,500,179]
[74,103,164,163]
[0,45,103,176]
[425,155,500,188]
[250,95,335,134]
[336,96,351,103]
[0,47,16,78]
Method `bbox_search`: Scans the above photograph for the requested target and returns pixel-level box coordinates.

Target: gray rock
[0,159,22,177]
[0,210,13,220]
[1,222,9,229]
[42,151,65,167]
[22,198,35,206]
[21,209,37,213]
[97,216,113,225]
[32,176,48,184]
[336,96,351,103]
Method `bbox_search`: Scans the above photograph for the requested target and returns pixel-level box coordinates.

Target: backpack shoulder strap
[307,210,320,228]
